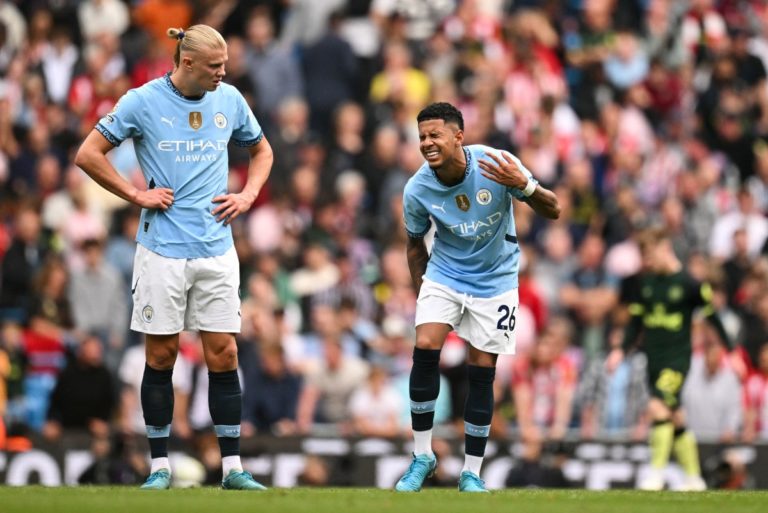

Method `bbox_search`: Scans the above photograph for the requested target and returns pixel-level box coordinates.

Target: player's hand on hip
[135,187,174,210]
[212,192,254,225]
[478,151,528,189]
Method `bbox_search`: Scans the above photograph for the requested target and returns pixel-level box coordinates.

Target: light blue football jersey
[402,144,537,298]
[95,73,263,259]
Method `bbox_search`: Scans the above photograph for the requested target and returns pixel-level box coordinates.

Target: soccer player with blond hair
[75,24,273,490]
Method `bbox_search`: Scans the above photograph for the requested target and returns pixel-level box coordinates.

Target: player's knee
[146,346,178,369]
[414,335,443,350]
[207,343,238,371]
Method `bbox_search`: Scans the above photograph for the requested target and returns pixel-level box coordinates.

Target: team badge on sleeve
[455,194,470,212]
[214,113,227,129]
[476,189,492,205]
[189,112,203,130]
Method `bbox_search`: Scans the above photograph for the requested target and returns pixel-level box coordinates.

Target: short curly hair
[417,102,464,131]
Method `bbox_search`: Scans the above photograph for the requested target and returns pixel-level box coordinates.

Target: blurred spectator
[325,104,367,192]
[104,207,140,305]
[245,9,304,125]
[242,342,302,436]
[0,206,48,322]
[349,366,400,437]
[67,238,127,370]
[506,439,569,488]
[532,224,577,312]
[78,433,146,485]
[22,257,74,430]
[677,167,719,257]
[300,304,361,361]
[40,26,78,106]
[78,0,130,43]
[335,295,380,358]
[43,333,115,440]
[682,340,743,442]
[511,326,577,443]
[559,232,618,361]
[723,228,752,305]
[604,30,649,90]
[290,243,341,330]
[0,321,24,423]
[369,41,430,118]
[280,0,345,47]
[373,243,417,323]
[743,343,768,442]
[265,97,311,196]
[710,187,768,261]
[579,352,649,440]
[296,338,369,433]
[0,1,25,53]
[371,0,455,46]
[130,39,171,89]
[301,10,358,133]
[132,0,192,54]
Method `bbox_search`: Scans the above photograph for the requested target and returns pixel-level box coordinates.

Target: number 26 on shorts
[496,305,516,331]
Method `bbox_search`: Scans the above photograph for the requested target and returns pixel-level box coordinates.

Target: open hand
[478,152,528,189]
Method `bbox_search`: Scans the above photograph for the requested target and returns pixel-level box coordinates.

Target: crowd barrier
[1,434,765,489]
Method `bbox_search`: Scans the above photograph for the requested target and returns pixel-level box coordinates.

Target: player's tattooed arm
[406,235,430,294]
[523,185,561,220]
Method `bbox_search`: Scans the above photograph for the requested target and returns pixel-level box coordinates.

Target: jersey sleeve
[231,91,263,147]
[402,185,431,238]
[95,90,143,146]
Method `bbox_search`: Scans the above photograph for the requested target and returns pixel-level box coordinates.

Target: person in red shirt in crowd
[743,342,768,442]
[511,321,577,443]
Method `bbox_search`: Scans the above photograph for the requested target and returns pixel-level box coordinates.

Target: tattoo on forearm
[406,239,430,292]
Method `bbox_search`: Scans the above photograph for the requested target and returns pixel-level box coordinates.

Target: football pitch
[2,487,768,513]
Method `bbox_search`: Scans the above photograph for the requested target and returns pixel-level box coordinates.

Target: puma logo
[161,116,175,128]
[431,202,446,214]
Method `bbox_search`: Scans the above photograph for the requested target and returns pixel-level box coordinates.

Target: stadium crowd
[2,0,768,484]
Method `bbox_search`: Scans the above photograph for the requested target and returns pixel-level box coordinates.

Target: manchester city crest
[142,305,154,323]
[214,112,227,129]
[476,189,492,205]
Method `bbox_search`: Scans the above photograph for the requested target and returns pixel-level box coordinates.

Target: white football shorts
[130,244,241,335]
[415,278,519,355]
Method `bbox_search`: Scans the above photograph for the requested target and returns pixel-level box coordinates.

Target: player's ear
[454,127,464,146]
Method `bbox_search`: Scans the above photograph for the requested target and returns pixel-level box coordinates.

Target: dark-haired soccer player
[75,24,272,490]
[607,228,732,491]
[396,102,560,492]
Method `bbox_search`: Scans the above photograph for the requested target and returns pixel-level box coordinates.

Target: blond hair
[167,25,226,67]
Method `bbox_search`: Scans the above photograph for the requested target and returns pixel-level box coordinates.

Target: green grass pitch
[2,487,768,513]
